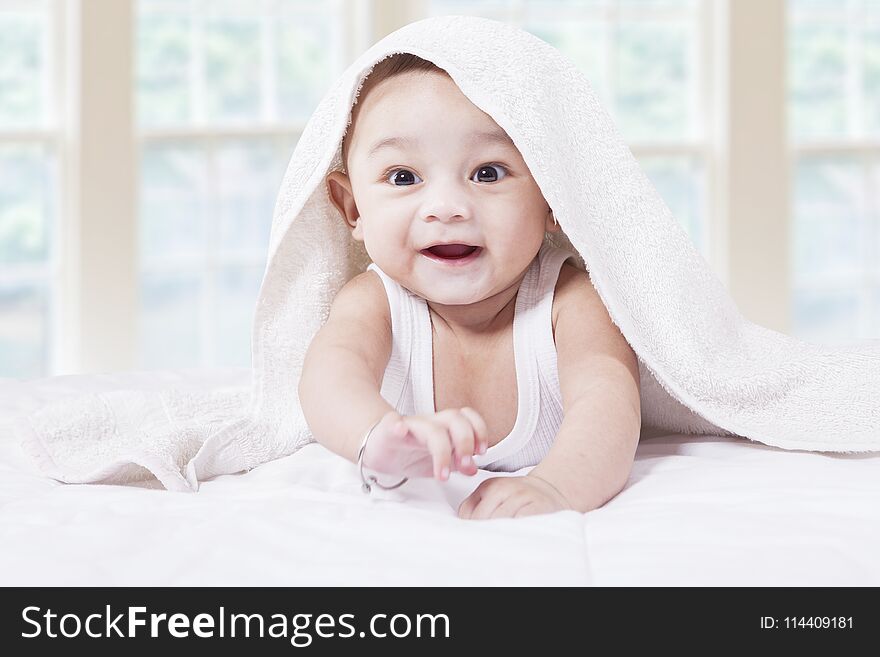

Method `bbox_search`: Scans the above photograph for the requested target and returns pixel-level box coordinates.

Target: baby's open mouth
[421,244,481,260]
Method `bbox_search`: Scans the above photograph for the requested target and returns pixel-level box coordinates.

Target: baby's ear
[326,170,361,237]
[545,208,561,233]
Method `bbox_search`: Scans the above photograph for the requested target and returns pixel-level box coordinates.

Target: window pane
[139,143,210,265]
[792,288,860,344]
[204,16,262,123]
[789,0,845,11]
[0,1,55,378]
[866,24,880,137]
[137,135,289,367]
[638,154,706,254]
[0,281,49,379]
[788,0,880,140]
[0,5,49,128]
[212,265,262,367]
[525,21,610,100]
[619,0,697,9]
[215,138,281,257]
[874,288,880,331]
[136,11,193,127]
[276,11,341,122]
[428,0,518,20]
[139,272,202,368]
[874,159,880,276]
[792,157,868,283]
[0,144,55,265]
[788,22,848,140]
[615,18,696,141]
[137,0,345,128]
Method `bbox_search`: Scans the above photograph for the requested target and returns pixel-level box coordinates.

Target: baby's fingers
[459,407,489,455]
[436,409,477,475]
[400,416,453,480]
[457,490,481,519]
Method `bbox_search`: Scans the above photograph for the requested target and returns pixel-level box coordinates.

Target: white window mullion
[511,0,525,23]
[260,0,277,123]
[872,159,880,284]
[344,0,372,65]
[606,0,617,120]
[372,0,427,41]
[858,151,874,336]
[701,0,722,272]
[39,0,53,129]
[723,0,790,333]
[192,0,206,126]
[845,0,863,138]
[61,0,137,374]
[47,2,68,375]
[204,138,217,364]
[689,3,702,145]
[48,0,67,375]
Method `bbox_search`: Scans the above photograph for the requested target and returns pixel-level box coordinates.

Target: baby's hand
[457,474,572,520]
[361,408,489,481]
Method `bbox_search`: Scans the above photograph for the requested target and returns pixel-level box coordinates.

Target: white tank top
[367,241,578,472]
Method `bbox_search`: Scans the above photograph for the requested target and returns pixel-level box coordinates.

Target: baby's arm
[458,265,641,519]
[298,272,397,464]
[299,272,486,481]
[527,375,640,513]
[529,265,642,512]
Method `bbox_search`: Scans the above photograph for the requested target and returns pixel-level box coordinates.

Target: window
[136,0,349,368]
[0,0,60,378]
[428,0,711,256]
[788,0,880,343]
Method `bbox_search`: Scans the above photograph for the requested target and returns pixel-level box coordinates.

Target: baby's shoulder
[336,268,385,299]
[554,261,586,289]
[329,269,390,328]
[551,261,590,329]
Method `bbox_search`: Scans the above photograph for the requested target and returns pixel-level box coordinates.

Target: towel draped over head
[18,15,880,492]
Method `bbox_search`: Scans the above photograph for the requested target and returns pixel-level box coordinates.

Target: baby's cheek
[366,241,417,282]
[362,229,397,259]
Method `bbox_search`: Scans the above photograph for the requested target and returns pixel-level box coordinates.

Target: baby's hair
[341,53,449,172]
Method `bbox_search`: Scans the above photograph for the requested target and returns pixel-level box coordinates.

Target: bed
[1,367,878,586]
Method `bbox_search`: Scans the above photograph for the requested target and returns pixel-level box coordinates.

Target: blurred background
[0,0,878,379]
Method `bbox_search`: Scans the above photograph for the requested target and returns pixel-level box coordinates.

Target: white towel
[16,15,880,492]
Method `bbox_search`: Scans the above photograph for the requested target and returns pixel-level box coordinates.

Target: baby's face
[327,70,558,306]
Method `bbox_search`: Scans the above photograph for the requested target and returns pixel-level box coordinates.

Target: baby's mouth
[420,244,480,260]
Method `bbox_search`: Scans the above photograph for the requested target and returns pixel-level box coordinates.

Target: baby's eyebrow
[365,129,515,160]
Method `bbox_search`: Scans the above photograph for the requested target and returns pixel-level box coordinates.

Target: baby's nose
[417,177,475,222]
[420,199,472,223]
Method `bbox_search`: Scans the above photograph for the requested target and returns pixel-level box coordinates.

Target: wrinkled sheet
[1,368,877,586]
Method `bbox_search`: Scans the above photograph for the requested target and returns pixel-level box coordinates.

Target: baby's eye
[386,169,422,186]
[471,164,508,184]
[384,164,508,186]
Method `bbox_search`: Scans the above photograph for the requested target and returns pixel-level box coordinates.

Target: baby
[299,53,642,519]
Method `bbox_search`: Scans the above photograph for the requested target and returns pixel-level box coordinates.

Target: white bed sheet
[1,368,878,586]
